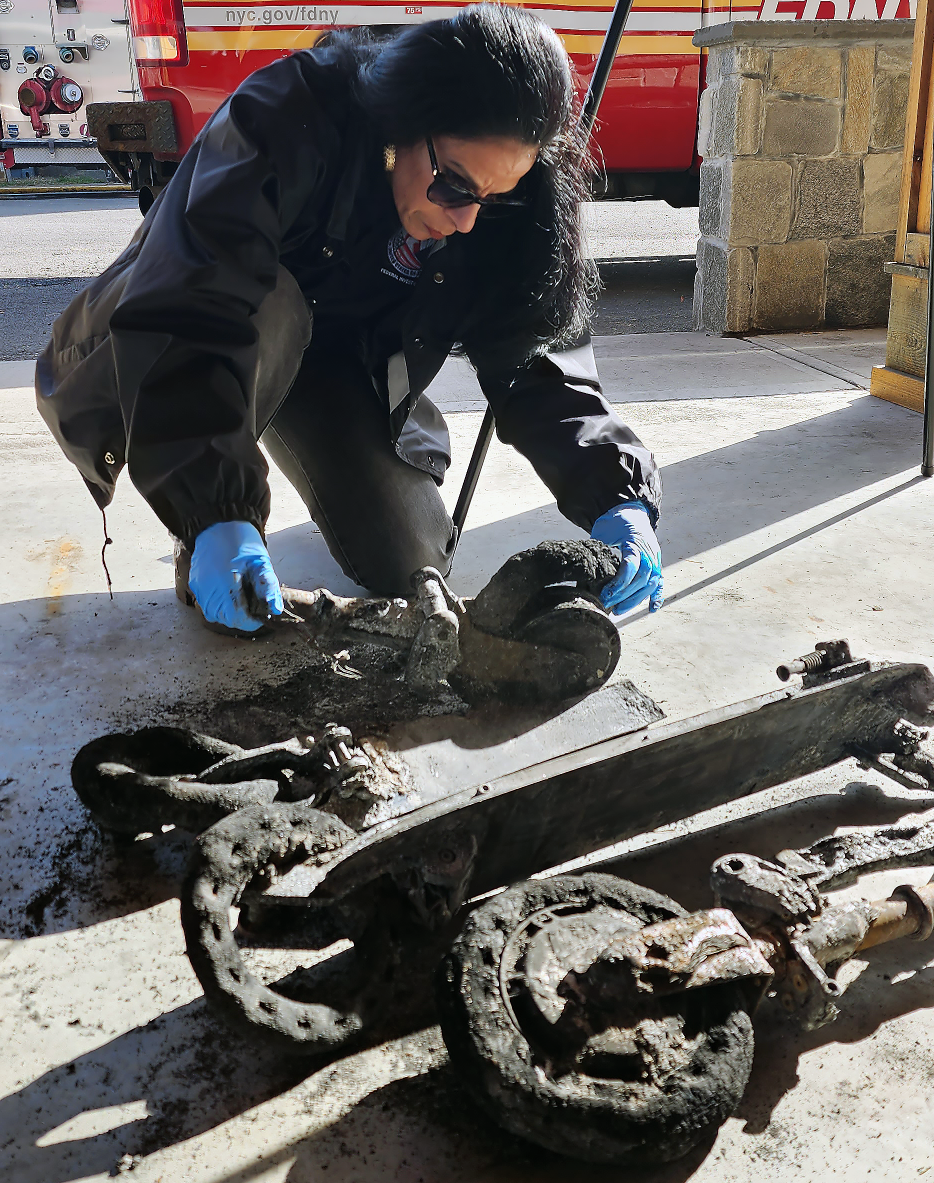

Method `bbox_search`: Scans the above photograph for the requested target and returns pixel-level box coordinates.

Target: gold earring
[383,144,396,172]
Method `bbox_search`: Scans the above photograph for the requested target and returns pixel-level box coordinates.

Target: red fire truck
[77,0,915,208]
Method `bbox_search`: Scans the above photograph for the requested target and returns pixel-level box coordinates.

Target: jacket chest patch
[383,229,433,285]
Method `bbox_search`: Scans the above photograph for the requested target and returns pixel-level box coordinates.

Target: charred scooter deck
[249,658,934,911]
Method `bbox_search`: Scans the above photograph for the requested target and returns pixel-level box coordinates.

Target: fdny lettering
[382,228,434,285]
[756,0,914,15]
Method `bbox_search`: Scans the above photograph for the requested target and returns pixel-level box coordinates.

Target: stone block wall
[693,21,913,334]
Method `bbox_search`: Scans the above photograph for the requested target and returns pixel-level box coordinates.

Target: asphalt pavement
[0,194,698,359]
[0,195,141,361]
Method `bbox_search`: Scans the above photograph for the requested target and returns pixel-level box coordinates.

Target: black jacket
[36,46,661,548]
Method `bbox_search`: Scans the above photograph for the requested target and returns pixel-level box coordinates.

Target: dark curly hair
[324,5,596,353]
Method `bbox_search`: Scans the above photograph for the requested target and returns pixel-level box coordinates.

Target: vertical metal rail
[450,0,636,540]
[579,0,636,139]
[451,404,496,535]
[924,152,934,477]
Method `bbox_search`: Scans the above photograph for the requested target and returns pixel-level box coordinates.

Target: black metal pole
[579,0,636,139]
[450,0,636,540]
[452,404,495,536]
[924,153,934,477]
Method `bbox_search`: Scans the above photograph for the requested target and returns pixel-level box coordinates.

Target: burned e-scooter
[72,542,934,1166]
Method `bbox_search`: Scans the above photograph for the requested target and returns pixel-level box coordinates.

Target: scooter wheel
[436,872,754,1165]
[181,801,384,1057]
[71,726,278,835]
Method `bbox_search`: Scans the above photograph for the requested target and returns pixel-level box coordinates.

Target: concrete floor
[2,317,934,1181]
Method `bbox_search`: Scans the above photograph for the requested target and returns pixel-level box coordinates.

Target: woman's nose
[448,204,480,234]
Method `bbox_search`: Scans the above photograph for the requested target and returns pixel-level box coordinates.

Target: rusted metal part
[597,908,773,1002]
[775,639,873,690]
[709,850,865,1026]
[848,717,934,793]
[776,639,855,683]
[390,825,479,928]
[707,815,934,1028]
[750,879,934,1026]
[710,853,823,922]
[777,817,934,890]
[404,568,464,693]
[283,584,421,643]
[281,540,624,704]
[840,881,934,949]
[877,881,934,942]
[592,838,934,1033]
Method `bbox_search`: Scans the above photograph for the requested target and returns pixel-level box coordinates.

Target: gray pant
[253,273,455,597]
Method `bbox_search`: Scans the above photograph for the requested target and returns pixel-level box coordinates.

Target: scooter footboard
[255,661,934,912]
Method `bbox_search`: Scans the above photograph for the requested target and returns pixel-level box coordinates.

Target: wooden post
[871,2,934,413]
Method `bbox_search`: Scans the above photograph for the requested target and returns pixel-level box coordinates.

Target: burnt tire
[182,801,382,1057]
[72,726,278,835]
[436,873,754,1166]
[453,540,622,704]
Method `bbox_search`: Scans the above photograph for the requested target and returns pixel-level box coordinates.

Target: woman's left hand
[591,501,664,616]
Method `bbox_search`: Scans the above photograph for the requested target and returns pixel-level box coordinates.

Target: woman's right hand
[188,521,283,633]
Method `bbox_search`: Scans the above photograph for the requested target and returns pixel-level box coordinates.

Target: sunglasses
[426,136,527,218]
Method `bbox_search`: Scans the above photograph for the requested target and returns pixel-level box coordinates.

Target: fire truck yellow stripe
[561,32,696,50]
[187,29,328,48]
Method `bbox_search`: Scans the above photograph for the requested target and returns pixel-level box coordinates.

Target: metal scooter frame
[258,659,934,908]
[179,650,934,1055]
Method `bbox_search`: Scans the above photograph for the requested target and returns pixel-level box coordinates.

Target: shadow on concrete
[254,392,924,605]
[0,1020,715,1183]
[608,393,922,568]
[0,584,327,939]
[589,779,934,911]
[0,995,310,1183]
[277,1065,720,1183]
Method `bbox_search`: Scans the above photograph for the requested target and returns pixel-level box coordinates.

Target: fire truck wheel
[181,801,388,1056]
[436,872,755,1165]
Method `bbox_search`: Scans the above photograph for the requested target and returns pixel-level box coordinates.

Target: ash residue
[162,640,469,749]
[19,817,103,938]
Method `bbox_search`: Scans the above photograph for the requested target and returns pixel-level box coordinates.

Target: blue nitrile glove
[188,521,283,633]
[591,501,664,616]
